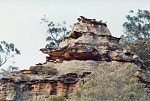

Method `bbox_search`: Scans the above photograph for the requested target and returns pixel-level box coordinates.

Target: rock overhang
[39,16,142,66]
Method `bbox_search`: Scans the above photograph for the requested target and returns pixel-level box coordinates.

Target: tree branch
[0,55,11,67]
[0,57,8,67]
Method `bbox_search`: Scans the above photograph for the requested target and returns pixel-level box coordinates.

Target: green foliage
[130,38,150,69]
[7,66,19,72]
[122,9,150,41]
[0,66,19,78]
[0,40,20,67]
[69,63,150,101]
[30,65,58,75]
[41,16,70,49]
[121,9,150,70]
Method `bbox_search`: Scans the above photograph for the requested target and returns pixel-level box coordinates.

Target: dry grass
[68,62,150,101]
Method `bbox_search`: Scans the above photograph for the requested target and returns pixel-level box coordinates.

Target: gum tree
[121,9,150,69]
[41,15,70,49]
[0,40,20,67]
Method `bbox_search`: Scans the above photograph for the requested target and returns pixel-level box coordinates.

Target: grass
[68,62,150,101]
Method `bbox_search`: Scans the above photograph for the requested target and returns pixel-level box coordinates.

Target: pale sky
[0,0,150,69]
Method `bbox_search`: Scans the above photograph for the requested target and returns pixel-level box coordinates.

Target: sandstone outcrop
[0,16,144,101]
[40,16,142,66]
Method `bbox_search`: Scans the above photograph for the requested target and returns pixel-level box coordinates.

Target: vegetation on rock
[121,9,150,70]
[1,14,150,101]
[30,65,58,75]
[69,62,150,101]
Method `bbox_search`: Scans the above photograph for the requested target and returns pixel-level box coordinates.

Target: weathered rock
[72,16,111,35]
[0,17,145,101]
[0,73,80,101]
[41,31,141,65]
[0,61,145,101]
[40,16,141,64]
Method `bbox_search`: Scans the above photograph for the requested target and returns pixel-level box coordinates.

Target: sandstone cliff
[0,16,149,101]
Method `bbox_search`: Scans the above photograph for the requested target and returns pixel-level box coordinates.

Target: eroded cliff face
[40,16,142,67]
[0,72,81,101]
[0,17,146,101]
[1,62,147,101]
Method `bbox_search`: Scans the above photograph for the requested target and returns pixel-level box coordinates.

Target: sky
[0,0,150,69]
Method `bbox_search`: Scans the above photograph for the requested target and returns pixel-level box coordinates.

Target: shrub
[30,66,58,75]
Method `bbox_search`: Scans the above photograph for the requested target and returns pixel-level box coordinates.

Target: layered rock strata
[40,16,142,66]
[0,16,143,101]
[0,72,81,101]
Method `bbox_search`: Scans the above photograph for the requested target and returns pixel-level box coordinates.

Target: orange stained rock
[99,45,109,50]
[57,81,67,96]
[43,83,52,93]
[57,81,67,89]
[63,52,72,60]
[32,83,40,92]
[68,83,77,89]
[111,56,122,61]
[20,70,33,74]
[47,56,62,60]
[45,50,64,57]
[98,35,108,40]
[57,87,66,96]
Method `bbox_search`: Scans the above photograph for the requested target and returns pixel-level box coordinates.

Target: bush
[30,66,58,75]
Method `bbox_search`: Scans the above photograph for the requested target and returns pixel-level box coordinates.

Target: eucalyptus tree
[0,40,20,67]
[121,9,150,69]
[41,15,70,49]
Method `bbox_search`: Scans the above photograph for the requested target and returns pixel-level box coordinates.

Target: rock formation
[40,16,142,65]
[0,16,145,101]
